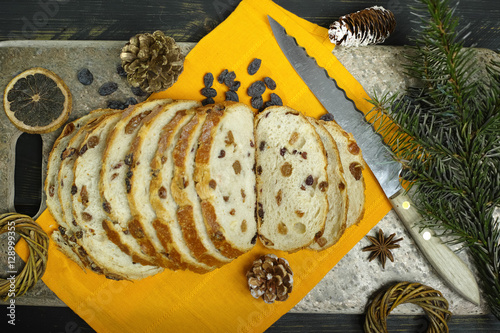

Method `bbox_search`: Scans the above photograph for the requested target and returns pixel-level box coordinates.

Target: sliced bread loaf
[46,109,111,268]
[72,111,162,280]
[255,106,328,252]
[194,102,257,258]
[46,110,111,228]
[100,99,173,266]
[171,106,232,267]
[322,119,366,228]
[57,110,115,273]
[150,108,214,273]
[307,118,348,250]
[126,100,200,269]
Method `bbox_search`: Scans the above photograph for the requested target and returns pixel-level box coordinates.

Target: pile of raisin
[200,58,283,111]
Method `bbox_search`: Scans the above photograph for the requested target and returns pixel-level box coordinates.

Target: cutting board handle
[389,189,480,305]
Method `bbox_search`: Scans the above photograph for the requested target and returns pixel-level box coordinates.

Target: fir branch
[369,0,500,318]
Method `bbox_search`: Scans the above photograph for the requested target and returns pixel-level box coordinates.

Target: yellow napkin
[34,0,392,332]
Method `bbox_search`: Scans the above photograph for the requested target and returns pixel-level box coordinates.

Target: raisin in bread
[171,106,232,267]
[255,106,328,252]
[322,119,366,228]
[72,111,162,280]
[194,102,257,258]
[126,100,200,269]
[56,110,115,273]
[100,99,173,266]
[46,110,111,268]
[150,109,214,273]
[307,118,348,250]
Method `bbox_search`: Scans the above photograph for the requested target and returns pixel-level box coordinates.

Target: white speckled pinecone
[328,6,396,47]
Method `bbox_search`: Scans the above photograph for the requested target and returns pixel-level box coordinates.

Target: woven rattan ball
[0,213,49,300]
[365,281,452,333]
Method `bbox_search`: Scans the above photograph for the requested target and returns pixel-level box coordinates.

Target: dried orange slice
[3,67,72,134]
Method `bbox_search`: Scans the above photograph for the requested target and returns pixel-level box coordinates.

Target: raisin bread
[255,106,328,252]
[56,110,115,273]
[46,110,111,268]
[194,102,257,258]
[100,99,173,266]
[171,106,232,267]
[150,109,214,273]
[307,118,348,250]
[126,100,200,269]
[72,111,161,280]
[322,119,366,228]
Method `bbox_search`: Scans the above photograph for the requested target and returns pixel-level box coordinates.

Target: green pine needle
[368,0,500,317]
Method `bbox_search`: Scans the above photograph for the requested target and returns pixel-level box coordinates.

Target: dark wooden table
[1,0,500,332]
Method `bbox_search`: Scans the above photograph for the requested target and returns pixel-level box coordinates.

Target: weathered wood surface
[0,0,499,49]
[7,307,500,332]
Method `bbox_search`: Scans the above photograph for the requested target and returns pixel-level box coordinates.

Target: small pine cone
[328,6,396,47]
[246,254,293,304]
[120,30,184,93]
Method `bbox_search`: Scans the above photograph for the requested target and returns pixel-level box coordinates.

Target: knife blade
[268,15,480,305]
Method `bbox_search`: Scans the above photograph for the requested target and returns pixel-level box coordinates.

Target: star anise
[362,229,403,269]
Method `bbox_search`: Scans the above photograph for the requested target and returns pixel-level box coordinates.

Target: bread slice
[100,99,173,266]
[171,106,232,267]
[194,102,257,258]
[46,110,111,268]
[150,108,214,273]
[255,106,328,252]
[322,119,366,228]
[57,110,115,273]
[307,118,348,250]
[72,111,161,280]
[50,229,86,269]
[127,100,200,269]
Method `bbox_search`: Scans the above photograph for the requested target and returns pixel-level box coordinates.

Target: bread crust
[171,107,231,267]
[72,111,161,279]
[321,119,366,227]
[150,108,214,273]
[307,118,348,250]
[100,99,173,266]
[46,110,113,269]
[55,110,116,273]
[126,100,201,269]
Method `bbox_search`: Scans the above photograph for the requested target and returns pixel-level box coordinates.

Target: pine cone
[328,6,396,47]
[246,254,293,304]
[120,31,184,93]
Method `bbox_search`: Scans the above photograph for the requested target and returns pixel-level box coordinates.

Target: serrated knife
[268,15,480,305]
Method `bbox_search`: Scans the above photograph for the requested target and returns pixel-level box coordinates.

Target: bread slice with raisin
[56,110,116,273]
[72,111,161,280]
[126,100,200,269]
[150,109,214,273]
[100,99,173,267]
[171,106,232,267]
[255,106,328,252]
[322,119,366,228]
[307,118,348,250]
[194,102,257,258]
[46,109,111,269]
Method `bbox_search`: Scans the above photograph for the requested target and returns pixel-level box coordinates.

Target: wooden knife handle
[389,189,480,305]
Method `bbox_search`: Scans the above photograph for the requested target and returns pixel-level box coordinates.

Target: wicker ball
[365,282,452,333]
[0,213,49,300]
